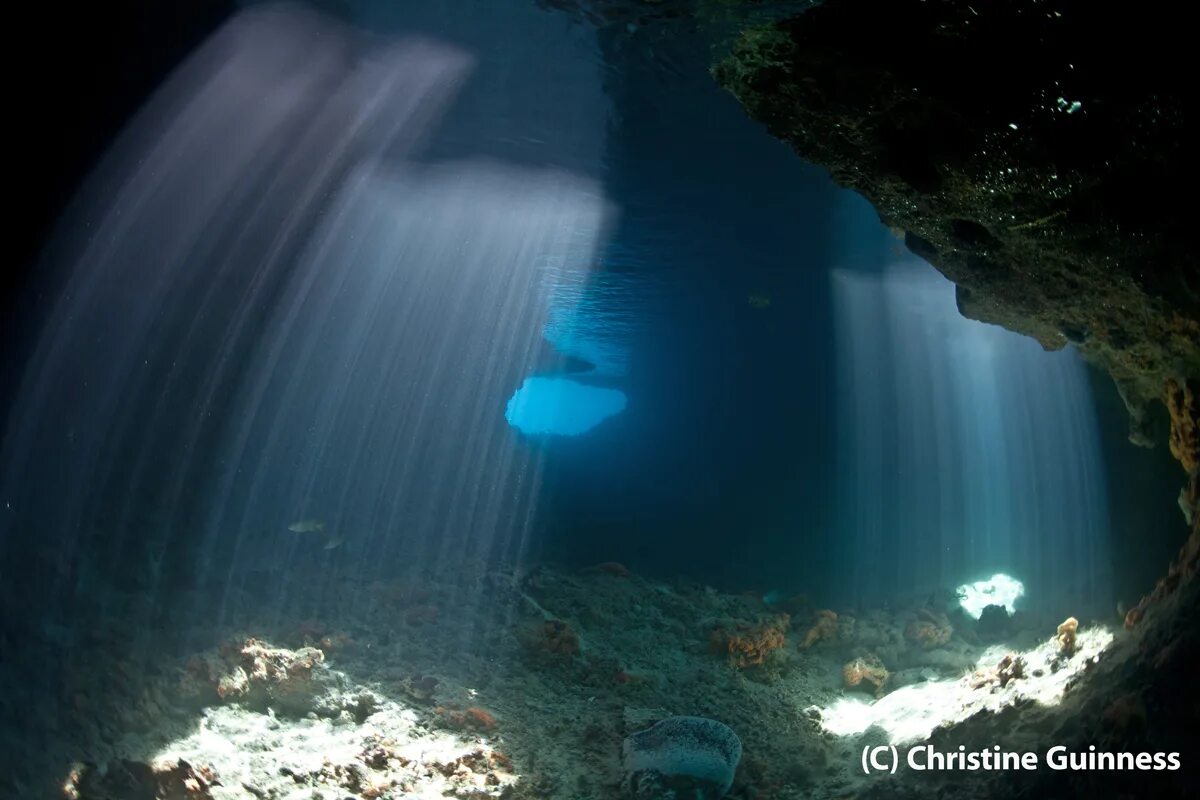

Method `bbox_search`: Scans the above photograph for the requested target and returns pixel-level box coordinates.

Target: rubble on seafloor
[13,563,1134,800]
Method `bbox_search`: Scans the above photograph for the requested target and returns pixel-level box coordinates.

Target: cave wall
[712,0,1196,443]
[711,0,1198,621]
[705,3,1199,792]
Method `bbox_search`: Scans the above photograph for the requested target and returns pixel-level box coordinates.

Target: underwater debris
[904,608,953,649]
[747,292,771,309]
[520,618,582,659]
[287,519,326,533]
[800,609,838,649]
[709,614,789,668]
[1056,616,1079,657]
[622,716,742,800]
[842,654,889,696]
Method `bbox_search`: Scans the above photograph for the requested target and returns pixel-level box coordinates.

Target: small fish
[288,519,326,533]
[322,536,343,551]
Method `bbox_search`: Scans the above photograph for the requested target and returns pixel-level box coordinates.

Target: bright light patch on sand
[505,376,626,436]
[153,697,516,799]
[816,625,1114,744]
[956,573,1025,619]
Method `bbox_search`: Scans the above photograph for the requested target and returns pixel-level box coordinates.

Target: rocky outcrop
[1167,379,1199,474]
[713,0,1199,635]
[713,0,1197,444]
[179,637,330,716]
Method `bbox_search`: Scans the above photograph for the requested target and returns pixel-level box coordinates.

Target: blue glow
[505,377,627,436]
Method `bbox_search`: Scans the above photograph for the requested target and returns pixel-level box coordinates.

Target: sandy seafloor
[20,562,1116,800]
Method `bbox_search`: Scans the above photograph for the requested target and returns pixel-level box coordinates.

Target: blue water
[0,0,1180,665]
[506,378,628,436]
[0,3,1192,796]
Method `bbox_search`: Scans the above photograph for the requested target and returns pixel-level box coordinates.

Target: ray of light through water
[833,261,1112,617]
[0,4,1152,795]
[0,3,615,650]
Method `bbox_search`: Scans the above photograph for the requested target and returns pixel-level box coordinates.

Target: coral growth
[842,654,888,696]
[709,614,790,668]
[520,618,581,658]
[905,608,953,649]
[465,706,497,729]
[800,609,837,649]
[1056,617,1079,657]
[438,705,498,731]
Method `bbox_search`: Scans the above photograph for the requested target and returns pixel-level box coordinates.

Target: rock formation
[713,0,1196,446]
[712,0,1199,635]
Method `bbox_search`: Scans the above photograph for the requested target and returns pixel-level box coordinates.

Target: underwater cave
[1,1,1196,799]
